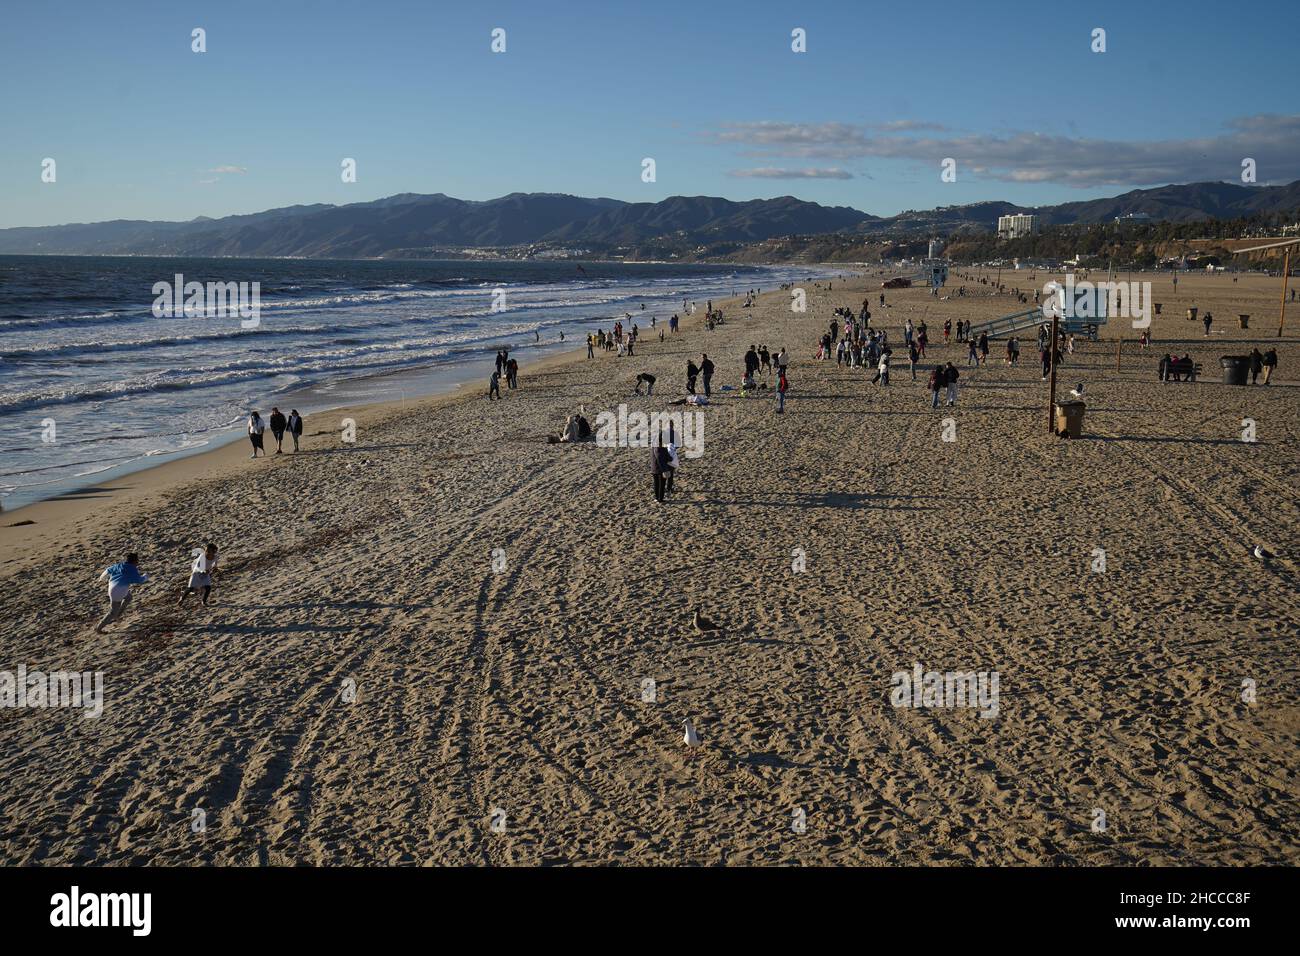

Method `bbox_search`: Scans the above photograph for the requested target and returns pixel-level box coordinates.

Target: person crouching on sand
[178,543,219,607]
[96,553,148,633]
[247,411,266,458]
[287,409,303,451]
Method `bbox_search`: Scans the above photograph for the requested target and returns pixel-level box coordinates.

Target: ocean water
[0,255,831,509]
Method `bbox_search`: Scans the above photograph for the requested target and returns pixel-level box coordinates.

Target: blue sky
[1,0,1297,228]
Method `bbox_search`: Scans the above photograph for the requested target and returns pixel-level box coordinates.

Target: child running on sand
[178,543,219,607]
[96,553,149,632]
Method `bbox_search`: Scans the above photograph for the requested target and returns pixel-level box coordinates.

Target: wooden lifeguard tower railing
[1230,237,1297,337]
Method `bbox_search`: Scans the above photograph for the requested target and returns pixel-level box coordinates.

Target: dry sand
[1,269,1297,865]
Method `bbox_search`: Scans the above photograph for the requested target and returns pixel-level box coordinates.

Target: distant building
[997,214,1038,240]
[1114,212,1151,222]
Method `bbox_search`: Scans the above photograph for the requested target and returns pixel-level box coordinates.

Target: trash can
[1187,307,1198,322]
[1238,314,1250,329]
[1154,302,1163,315]
[1055,400,1085,438]
[1220,355,1250,386]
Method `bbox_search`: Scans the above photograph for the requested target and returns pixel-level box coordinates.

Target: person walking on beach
[587,333,595,359]
[978,332,989,365]
[967,336,979,366]
[700,354,714,396]
[269,407,287,454]
[488,369,502,400]
[928,365,943,409]
[944,362,960,407]
[95,553,148,633]
[247,411,266,459]
[686,359,699,395]
[177,543,219,607]
[651,435,671,503]
[776,367,788,413]
[943,319,951,345]
[908,341,920,380]
[665,423,679,496]
[286,409,303,452]
[506,357,519,389]
[1262,348,1277,384]
[1203,312,1213,337]
[745,345,759,383]
[1250,348,1263,385]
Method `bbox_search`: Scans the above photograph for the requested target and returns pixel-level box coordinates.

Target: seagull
[1068,383,1085,399]
[683,718,701,755]
[1252,545,1266,559]
[693,609,723,633]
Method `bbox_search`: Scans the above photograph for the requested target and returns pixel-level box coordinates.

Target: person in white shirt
[248,411,266,459]
[177,543,219,607]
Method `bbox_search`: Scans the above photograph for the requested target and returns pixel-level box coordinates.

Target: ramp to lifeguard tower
[967,307,1044,340]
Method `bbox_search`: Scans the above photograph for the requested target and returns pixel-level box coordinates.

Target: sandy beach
[1,269,1297,866]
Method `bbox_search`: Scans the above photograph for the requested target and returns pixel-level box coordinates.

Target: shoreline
[0,271,819,566]
[1,261,840,515]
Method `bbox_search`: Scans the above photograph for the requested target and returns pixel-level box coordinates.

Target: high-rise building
[997,214,1039,240]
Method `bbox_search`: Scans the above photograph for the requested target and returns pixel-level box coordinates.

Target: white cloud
[708,115,1300,187]
[209,165,247,175]
[727,167,854,180]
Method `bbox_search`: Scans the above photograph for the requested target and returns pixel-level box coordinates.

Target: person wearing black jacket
[269,407,287,454]
[700,354,715,396]
[287,409,303,452]
[1249,348,1263,385]
[651,440,671,503]
[686,359,699,395]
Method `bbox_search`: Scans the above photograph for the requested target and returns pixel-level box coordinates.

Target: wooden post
[1047,313,1060,433]
[1280,248,1291,338]
[1116,336,1122,371]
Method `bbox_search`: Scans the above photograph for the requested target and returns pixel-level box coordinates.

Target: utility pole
[1047,312,1060,433]
[1280,247,1291,338]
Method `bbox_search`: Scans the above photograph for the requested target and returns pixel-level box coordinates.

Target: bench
[1161,361,1202,382]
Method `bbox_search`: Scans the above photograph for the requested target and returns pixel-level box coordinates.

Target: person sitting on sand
[96,552,148,633]
[178,543,219,607]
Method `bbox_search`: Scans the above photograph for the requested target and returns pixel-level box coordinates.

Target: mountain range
[2,181,1297,259]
